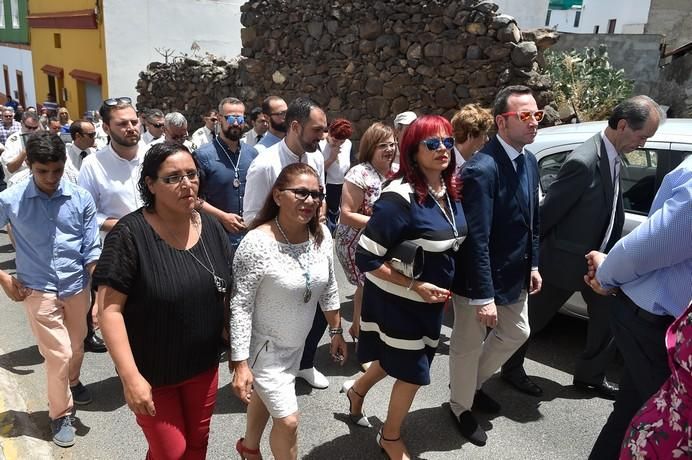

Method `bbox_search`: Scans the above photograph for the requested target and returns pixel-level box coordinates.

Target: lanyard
[215,137,243,187]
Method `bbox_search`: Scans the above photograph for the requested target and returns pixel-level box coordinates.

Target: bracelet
[406,277,416,291]
[329,327,343,338]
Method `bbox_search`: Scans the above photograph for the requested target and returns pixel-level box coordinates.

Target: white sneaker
[297,367,329,389]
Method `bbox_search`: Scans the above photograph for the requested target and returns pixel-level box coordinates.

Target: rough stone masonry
[136,0,558,136]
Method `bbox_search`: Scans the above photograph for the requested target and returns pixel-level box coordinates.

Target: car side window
[538,151,570,192]
[621,149,688,215]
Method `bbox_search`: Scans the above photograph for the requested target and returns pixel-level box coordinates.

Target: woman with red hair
[320,118,354,233]
[342,115,467,459]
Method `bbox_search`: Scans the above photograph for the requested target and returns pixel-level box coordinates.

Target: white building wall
[548,0,652,34]
[102,0,244,102]
[0,46,36,107]
[490,0,550,29]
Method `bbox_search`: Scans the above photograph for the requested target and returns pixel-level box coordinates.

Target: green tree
[545,44,633,121]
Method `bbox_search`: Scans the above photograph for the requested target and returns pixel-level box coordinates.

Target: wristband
[329,327,343,338]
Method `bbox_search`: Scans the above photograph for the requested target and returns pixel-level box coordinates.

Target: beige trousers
[22,288,90,419]
[449,291,530,416]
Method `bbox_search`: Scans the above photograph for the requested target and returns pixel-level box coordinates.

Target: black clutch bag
[386,241,424,279]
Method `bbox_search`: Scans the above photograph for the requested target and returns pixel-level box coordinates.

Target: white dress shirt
[191,126,214,148]
[243,139,326,226]
[78,143,145,232]
[0,131,29,187]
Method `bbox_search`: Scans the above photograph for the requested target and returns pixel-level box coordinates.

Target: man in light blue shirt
[253,95,287,152]
[0,132,101,448]
[584,154,692,459]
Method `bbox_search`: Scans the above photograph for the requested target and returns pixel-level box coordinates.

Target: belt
[618,291,674,327]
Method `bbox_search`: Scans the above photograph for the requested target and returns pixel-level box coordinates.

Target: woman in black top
[94,142,232,460]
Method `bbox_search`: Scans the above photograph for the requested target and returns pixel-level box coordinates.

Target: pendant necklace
[427,186,461,252]
[166,211,227,294]
[274,216,313,303]
[215,137,242,188]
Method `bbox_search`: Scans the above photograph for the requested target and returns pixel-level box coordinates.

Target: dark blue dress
[355,177,467,385]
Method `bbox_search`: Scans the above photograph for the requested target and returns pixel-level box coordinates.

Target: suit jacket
[453,135,540,305]
[539,132,624,291]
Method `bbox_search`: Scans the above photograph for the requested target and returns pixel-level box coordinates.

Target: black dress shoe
[450,410,487,446]
[502,372,544,397]
[573,378,618,400]
[472,389,501,414]
[84,333,107,353]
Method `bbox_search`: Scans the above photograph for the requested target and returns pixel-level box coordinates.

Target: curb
[0,347,53,460]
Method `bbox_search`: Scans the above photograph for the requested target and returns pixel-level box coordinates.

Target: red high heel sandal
[235,438,262,460]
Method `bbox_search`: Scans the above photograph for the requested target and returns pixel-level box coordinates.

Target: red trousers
[136,367,218,460]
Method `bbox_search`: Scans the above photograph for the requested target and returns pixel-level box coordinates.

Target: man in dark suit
[448,85,543,446]
[501,96,664,399]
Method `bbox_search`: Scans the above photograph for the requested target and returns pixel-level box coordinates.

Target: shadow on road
[75,376,127,412]
[0,344,42,375]
[0,409,52,442]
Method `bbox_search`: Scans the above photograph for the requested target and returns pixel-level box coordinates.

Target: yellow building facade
[28,0,107,117]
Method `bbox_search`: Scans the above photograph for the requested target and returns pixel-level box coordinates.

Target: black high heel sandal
[376,427,401,459]
[340,380,372,427]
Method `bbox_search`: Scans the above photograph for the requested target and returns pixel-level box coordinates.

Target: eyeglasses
[376,142,397,150]
[270,111,287,118]
[225,115,245,125]
[81,132,97,138]
[208,118,218,123]
[281,188,325,202]
[103,97,132,107]
[501,110,545,123]
[3,114,13,118]
[149,122,164,129]
[421,137,454,151]
[158,170,199,184]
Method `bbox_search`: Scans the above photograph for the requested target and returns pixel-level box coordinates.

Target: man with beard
[243,96,331,389]
[78,97,146,236]
[253,95,288,152]
[241,106,269,147]
[195,97,259,249]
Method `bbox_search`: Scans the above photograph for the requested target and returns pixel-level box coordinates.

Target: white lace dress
[229,226,340,418]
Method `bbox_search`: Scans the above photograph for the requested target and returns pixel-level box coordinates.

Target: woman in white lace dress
[230,163,348,460]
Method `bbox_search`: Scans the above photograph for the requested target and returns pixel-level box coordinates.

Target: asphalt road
[0,227,619,460]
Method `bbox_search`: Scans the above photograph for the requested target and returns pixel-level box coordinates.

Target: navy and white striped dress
[355,177,467,385]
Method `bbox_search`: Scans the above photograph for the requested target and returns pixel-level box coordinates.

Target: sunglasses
[103,97,132,107]
[24,124,40,131]
[225,114,245,125]
[158,170,199,184]
[421,137,455,151]
[501,110,544,123]
[270,111,287,118]
[149,122,164,129]
[281,188,325,202]
[81,132,97,138]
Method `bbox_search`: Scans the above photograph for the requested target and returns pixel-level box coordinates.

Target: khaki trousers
[22,288,90,419]
[449,291,530,416]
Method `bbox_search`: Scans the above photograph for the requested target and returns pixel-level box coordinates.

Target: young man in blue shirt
[0,132,101,448]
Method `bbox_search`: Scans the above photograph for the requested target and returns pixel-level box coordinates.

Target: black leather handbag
[386,241,424,279]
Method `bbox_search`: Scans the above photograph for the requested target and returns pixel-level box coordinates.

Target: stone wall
[136,0,556,134]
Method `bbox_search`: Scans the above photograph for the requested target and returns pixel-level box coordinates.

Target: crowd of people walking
[0,86,690,460]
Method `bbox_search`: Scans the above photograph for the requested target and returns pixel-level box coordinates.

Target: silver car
[528,119,692,318]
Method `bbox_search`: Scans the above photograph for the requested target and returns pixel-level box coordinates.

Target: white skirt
[249,335,304,419]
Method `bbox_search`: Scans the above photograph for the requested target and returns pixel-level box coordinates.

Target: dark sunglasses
[501,110,545,123]
[421,137,454,151]
[149,122,164,129]
[103,97,132,106]
[281,188,325,202]
[158,170,199,184]
[225,115,245,125]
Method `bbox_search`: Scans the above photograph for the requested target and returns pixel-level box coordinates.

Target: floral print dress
[334,162,387,286]
[620,303,692,459]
